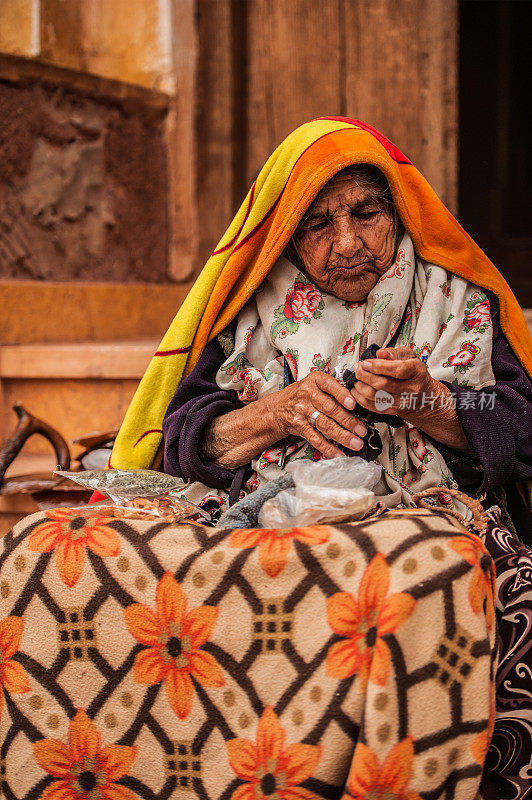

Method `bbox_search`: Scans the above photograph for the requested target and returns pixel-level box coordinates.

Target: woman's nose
[333,218,360,257]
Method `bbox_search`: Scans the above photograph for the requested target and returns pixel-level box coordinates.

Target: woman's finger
[302,425,347,459]
[312,389,367,437]
[356,358,421,381]
[315,372,356,410]
[353,367,410,396]
[314,412,365,451]
[376,346,414,360]
[351,383,377,412]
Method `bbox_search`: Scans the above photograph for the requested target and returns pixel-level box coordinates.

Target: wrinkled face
[292,170,397,301]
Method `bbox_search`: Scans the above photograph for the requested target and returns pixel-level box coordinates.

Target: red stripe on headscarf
[133,429,163,448]
[212,181,257,256]
[230,128,354,255]
[154,346,191,357]
[316,117,412,165]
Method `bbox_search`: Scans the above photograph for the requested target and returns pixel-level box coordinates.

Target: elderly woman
[104,119,532,798]
[161,166,531,538]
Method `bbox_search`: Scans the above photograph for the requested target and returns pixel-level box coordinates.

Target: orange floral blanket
[0,507,496,798]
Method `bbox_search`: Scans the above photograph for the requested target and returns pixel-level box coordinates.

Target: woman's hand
[201,371,367,469]
[351,346,471,452]
[275,372,367,459]
[352,346,439,415]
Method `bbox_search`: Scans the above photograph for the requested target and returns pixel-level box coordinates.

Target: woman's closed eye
[307,218,330,231]
[353,209,379,221]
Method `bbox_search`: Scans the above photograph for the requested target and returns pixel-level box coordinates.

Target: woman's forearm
[403,382,472,453]
[200,395,282,469]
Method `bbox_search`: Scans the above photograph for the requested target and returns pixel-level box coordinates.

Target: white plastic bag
[287,456,381,490]
[258,456,381,527]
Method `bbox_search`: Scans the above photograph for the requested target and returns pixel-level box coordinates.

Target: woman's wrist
[401,378,471,453]
[200,394,283,469]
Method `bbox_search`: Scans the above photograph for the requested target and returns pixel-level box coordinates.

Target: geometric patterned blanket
[0,507,498,799]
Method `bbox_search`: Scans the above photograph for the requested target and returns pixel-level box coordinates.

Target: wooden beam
[167,0,200,280]
[0,52,170,112]
[0,0,39,58]
[0,282,192,345]
[0,341,158,380]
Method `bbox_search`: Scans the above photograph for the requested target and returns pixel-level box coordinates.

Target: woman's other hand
[276,372,367,459]
[352,346,471,452]
[352,346,438,415]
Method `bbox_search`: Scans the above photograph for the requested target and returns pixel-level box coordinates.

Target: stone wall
[0,78,169,282]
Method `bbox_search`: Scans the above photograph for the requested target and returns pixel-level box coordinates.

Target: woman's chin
[327,270,379,302]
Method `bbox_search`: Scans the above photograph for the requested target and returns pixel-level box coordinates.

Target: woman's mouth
[332,261,372,274]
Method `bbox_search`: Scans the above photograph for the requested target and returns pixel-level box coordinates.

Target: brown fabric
[0,507,496,799]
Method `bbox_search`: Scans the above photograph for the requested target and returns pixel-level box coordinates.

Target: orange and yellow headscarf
[109,117,532,472]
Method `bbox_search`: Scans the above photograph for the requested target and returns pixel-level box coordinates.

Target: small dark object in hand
[341,344,404,461]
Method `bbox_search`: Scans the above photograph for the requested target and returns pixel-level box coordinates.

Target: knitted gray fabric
[217,474,295,529]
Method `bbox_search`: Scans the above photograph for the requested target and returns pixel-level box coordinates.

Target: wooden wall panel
[196,0,236,264]
[0,0,38,57]
[343,0,458,211]
[1,377,140,453]
[245,0,344,186]
[0,0,174,90]
[81,0,174,92]
[193,0,459,266]
[40,0,84,71]
[167,0,200,280]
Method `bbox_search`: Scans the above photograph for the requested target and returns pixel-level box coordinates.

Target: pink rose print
[342,299,365,309]
[270,275,325,340]
[245,472,260,492]
[342,338,354,355]
[303,444,325,462]
[258,443,299,470]
[443,341,480,374]
[199,494,224,510]
[464,298,490,333]
[341,333,361,355]
[439,281,451,298]
[259,446,283,468]
[393,248,406,278]
[380,248,406,281]
[407,428,434,465]
[389,315,401,340]
[284,282,323,323]
[221,352,250,379]
[244,326,255,345]
[438,312,455,338]
[310,353,331,373]
[284,349,298,380]
[399,463,422,484]
[235,368,260,401]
